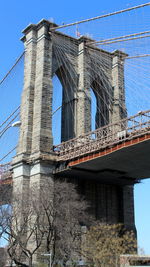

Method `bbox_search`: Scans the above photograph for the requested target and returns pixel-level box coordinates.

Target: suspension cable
[0,112,20,138]
[0,106,20,128]
[50,3,150,30]
[0,52,24,86]
[126,54,150,59]
[87,30,150,45]
[96,34,150,45]
[0,147,17,163]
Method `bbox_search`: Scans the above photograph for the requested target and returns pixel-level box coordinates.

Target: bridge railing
[54,110,150,161]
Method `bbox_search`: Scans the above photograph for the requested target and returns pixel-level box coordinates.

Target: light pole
[11,121,21,127]
[0,120,21,138]
[41,253,52,267]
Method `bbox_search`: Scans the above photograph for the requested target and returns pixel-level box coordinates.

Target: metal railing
[54,110,150,161]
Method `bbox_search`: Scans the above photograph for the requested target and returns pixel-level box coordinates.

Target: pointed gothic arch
[90,70,113,130]
[52,49,78,142]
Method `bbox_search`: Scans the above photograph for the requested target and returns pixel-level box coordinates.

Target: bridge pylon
[12,19,135,264]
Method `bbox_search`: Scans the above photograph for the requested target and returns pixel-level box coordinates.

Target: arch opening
[52,44,78,143]
[52,65,77,145]
[90,88,97,131]
[52,75,62,145]
[90,79,110,131]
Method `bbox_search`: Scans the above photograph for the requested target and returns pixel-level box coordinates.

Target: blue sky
[0,0,150,254]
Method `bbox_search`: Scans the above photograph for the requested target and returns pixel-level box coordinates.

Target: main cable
[50,3,150,30]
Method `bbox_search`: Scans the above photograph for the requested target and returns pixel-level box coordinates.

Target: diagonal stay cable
[0,106,20,129]
[0,112,20,137]
[0,147,17,163]
[0,52,25,86]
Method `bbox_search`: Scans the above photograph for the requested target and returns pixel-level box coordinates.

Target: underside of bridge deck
[54,133,150,185]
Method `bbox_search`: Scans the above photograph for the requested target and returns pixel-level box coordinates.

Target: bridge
[0,3,150,264]
[1,109,150,186]
[54,109,150,183]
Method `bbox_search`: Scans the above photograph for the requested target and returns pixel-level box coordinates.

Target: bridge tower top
[16,19,127,161]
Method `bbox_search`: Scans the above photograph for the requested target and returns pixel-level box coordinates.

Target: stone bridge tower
[12,19,135,262]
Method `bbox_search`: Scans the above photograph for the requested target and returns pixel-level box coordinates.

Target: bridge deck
[55,131,150,185]
[1,110,150,186]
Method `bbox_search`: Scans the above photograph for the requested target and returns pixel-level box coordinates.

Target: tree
[52,180,89,266]
[0,183,12,267]
[0,192,44,267]
[0,179,89,267]
[0,247,7,267]
[82,223,137,267]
